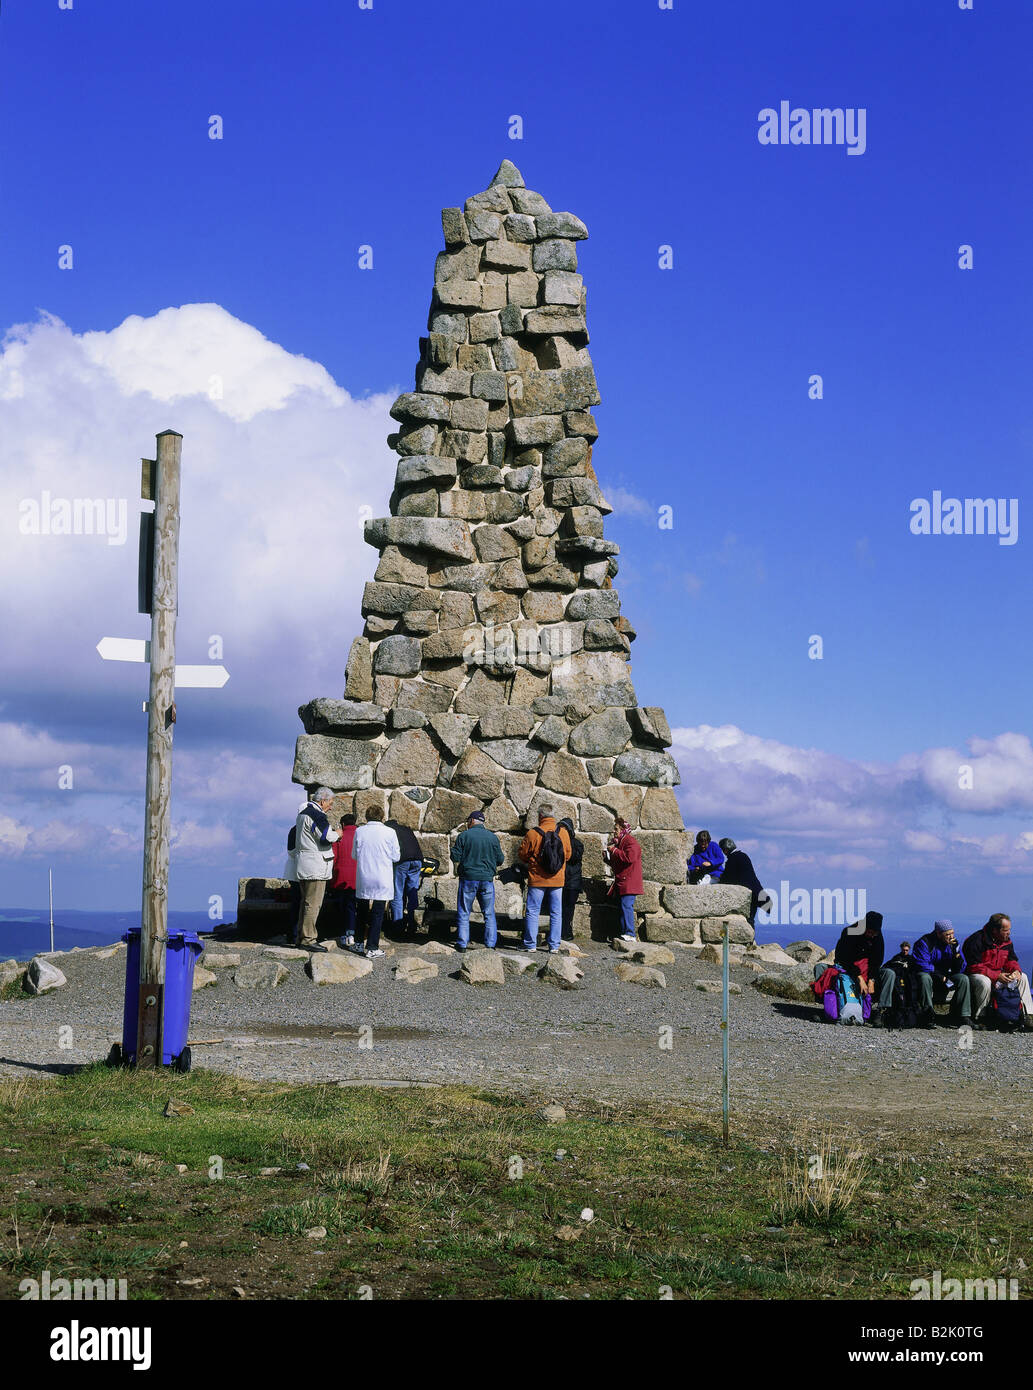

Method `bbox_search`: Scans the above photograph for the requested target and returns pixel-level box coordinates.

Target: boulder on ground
[751,966,816,1003]
[234,959,289,989]
[307,953,373,985]
[611,939,674,966]
[539,1104,567,1124]
[202,953,241,968]
[538,955,584,989]
[26,957,67,995]
[696,979,742,995]
[418,940,457,958]
[785,939,827,965]
[458,951,506,986]
[393,955,440,983]
[262,947,308,961]
[497,951,538,976]
[749,943,800,969]
[615,962,666,988]
[0,960,26,990]
[192,967,217,990]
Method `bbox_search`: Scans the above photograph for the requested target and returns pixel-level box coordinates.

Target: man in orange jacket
[518,804,571,953]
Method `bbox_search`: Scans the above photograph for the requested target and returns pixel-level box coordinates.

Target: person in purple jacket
[912,919,972,1027]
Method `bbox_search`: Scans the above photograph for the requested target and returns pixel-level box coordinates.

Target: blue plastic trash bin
[120,928,204,1067]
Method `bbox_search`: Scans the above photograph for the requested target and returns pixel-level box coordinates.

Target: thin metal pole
[136,430,181,1068]
[721,923,729,1147]
[49,869,54,954]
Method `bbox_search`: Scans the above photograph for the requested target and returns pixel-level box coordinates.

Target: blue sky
[1,0,1032,925]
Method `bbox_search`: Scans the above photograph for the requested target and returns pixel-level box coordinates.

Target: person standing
[293,787,339,953]
[450,809,504,951]
[350,805,400,959]
[329,814,358,949]
[605,816,643,942]
[386,818,423,936]
[911,919,972,1028]
[557,816,584,941]
[519,804,571,953]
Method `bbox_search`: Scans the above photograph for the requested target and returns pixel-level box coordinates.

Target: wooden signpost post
[136,430,181,1068]
[96,431,228,1069]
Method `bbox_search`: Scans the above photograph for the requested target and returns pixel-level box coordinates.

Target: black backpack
[534,828,566,878]
[886,962,921,1029]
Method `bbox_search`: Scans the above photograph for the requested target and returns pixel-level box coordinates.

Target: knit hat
[934,918,953,934]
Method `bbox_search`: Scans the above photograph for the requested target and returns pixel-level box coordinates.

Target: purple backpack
[823,969,872,1024]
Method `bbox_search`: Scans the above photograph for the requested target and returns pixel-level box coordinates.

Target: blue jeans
[620,894,637,938]
[392,859,422,927]
[456,879,497,949]
[525,885,562,951]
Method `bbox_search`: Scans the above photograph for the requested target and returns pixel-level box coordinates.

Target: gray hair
[537,802,554,819]
[312,786,334,802]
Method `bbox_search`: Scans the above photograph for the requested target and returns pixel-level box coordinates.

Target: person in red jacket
[329,815,358,947]
[605,816,644,942]
[962,913,1033,1026]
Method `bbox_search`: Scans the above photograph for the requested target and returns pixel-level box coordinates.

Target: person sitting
[911,920,971,1028]
[962,914,1033,1030]
[717,838,765,923]
[834,911,895,1023]
[686,830,725,885]
[874,939,922,1029]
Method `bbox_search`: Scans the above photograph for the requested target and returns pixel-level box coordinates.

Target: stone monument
[286,161,750,944]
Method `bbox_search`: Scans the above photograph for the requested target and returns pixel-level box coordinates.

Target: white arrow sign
[97,638,229,688]
[97,636,148,663]
[173,664,230,689]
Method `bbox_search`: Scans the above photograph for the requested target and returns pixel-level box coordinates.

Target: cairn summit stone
[288,166,737,945]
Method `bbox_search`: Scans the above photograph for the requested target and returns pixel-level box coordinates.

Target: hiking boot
[869,1009,885,1028]
[918,1009,936,1030]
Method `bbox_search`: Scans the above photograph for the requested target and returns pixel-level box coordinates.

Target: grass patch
[0,1067,1029,1300]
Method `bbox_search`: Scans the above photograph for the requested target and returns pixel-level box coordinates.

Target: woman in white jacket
[350,805,400,958]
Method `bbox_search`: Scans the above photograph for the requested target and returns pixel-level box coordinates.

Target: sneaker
[349,941,366,954]
[339,935,355,950]
[548,948,561,954]
[365,948,385,959]
[621,934,637,942]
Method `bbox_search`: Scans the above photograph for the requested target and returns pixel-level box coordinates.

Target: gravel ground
[2,931,1026,1147]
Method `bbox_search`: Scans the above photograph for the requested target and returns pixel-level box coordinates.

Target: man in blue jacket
[450,810,505,951]
[912,919,971,1027]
